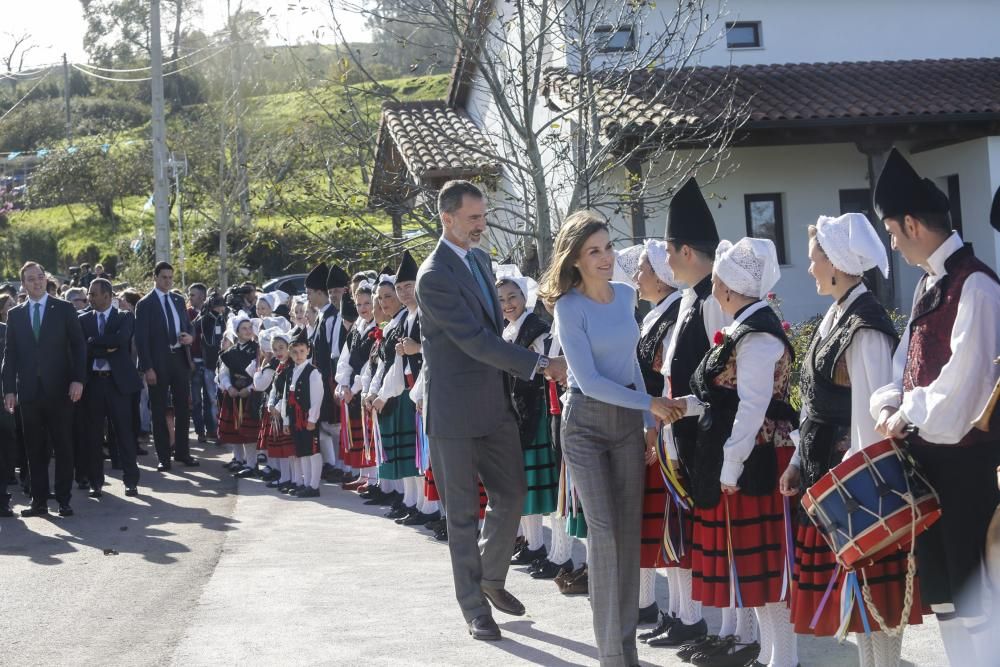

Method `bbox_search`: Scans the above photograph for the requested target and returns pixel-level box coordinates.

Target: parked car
[263,273,307,296]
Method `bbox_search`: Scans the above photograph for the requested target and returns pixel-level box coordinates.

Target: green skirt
[522,412,558,516]
[377,391,419,480]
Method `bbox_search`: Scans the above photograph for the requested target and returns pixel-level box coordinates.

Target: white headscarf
[613,245,644,286]
[494,264,539,311]
[641,239,680,288]
[714,237,781,299]
[258,326,292,354]
[814,213,889,278]
[226,310,262,342]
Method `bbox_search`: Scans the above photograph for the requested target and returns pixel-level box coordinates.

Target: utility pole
[168,152,188,286]
[62,54,72,142]
[150,0,171,262]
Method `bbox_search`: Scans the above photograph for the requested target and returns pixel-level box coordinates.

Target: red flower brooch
[781,321,791,332]
[713,330,727,346]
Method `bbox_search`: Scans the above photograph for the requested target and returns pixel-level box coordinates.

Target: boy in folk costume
[334,284,378,489]
[779,213,919,667]
[217,313,264,477]
[496,270,560,567]
[324,264,355,484]
[869,149,1000,666]
[651,178,733,652]
[627,241,685,632]
[372,251,439,525]
[255,327,295,491]
[282,327,324,497]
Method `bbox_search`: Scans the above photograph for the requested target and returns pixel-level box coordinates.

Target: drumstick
[972,357,1000,432]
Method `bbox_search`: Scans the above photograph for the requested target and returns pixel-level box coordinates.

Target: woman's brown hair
[538,210,609,308]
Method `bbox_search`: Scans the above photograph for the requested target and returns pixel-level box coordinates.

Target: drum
[802,438,941,570]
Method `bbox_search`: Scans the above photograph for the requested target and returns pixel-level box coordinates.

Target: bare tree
[0,32,38,95]
[348,0,747,268]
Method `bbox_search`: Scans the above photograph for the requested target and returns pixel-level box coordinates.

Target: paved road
[1,437,951,666]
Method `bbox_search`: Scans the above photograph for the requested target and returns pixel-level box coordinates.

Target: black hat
[326,264,350,289]
[991,186,1000,233]
[305,263,329,291]
[340,291,359,321]
[873,148,950,221]
[396,251,419,283]
[666,178,719,247]
[290,326,310,346]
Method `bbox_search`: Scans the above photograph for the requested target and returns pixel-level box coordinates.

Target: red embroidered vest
[904,244,1000,446]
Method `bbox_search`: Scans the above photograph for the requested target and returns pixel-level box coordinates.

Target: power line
[0,70,53,125]
[73,42,225,74]
[70,48,226,83]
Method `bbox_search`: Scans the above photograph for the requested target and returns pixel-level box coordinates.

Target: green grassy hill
[7,73,450,285]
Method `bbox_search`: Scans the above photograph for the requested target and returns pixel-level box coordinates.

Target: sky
[4,0,371,69]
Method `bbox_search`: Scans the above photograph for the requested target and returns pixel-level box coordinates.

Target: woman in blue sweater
[539,210,679,667]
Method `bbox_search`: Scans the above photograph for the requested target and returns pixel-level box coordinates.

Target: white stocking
[765,602,797,667]
[306,453,323,489]
[290,457,301,485]
[677,568,702,625]
[870,629,903,667]
[243,443,258,466]
[318,423,337,466]
[666,568,681,618]
[639,568,657,609]
[522,514,544,550]
[735,607,757,643]
[402,477,419,508]
[423,499,439,514]
[755,606,773,664]
[719,605,737,637]
[231,444,243,464]
[277,458,290,483]
[549,515,573,564]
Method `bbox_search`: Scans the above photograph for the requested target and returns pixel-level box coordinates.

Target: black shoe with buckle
[647,618,707,648]
[639,611,677,642]
[691,638,759,667]
[638,602,660,625]
[531,558,573,580]
[511,543,547,566]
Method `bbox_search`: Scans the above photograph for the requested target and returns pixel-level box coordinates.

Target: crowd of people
[0,150,997,667]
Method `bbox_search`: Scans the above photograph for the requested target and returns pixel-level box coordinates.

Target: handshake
[650,396,687,424]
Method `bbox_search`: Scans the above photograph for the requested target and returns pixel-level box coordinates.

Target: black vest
[346,322,378,375]
[670,275,714,465]
[285,363,317,429]
[798,290,898,487]
[508,313,551,449]
[381,310,423,379]
[311,305,339,377]
[637,296,681,397]
[688,305,797,509]
[220,341,258,391]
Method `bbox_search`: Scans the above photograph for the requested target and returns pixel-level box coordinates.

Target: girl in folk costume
[334,282,378,490]
[628,241,687,632]
[217,313,264,477]
[779,214,918,667]
[280,327,324,497]
[371,251,439,525]
[496,269,560,567]
[666,237,798,667]
[255,327,296,491]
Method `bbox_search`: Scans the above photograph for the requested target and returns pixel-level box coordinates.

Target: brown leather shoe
[556,564,588,595]
[481,586,525,616]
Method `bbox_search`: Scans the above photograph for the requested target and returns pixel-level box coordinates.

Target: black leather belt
[90,370,112,377]
[568,383,635,395]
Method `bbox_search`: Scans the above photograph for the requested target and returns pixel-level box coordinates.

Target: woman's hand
[779,464,801,497]
[650,397,685,423]
[372,397,386,413]
[227,386,239,398]
[644,427,659,465]
[721,482,739,495]
[239,387,251,398]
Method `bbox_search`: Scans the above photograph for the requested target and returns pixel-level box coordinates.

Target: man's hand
[543,356,568,383]
[875,406,897,438]
[144,368,157,386]
[644,427,659,465]
[178,332,193,345]
[68,381,83,403]
[4,393,15,414]
[306,421,316,431]
[415,398,424,414]
[651,397,685,423]
[238,387,251,398]
[398,337,420,355]
[372,397,386,413]
[779,464,801,497]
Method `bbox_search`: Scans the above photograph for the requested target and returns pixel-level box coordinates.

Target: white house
[369,0,1000,321]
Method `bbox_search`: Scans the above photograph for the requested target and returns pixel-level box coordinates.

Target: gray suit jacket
[416,241,539,439]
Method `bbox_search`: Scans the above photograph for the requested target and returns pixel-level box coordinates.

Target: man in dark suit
[415,181,565,640]
[1,261,87,517]
[81,278,143,497]
[134,262,199,471]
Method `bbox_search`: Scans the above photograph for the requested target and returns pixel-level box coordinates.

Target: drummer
[869,149,1000,666]
[780,213,921,666]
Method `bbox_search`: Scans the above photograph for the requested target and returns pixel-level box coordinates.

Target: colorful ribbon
[781,495,795,601]
[370,409,385,464]
[414,412,431,473]
[723,494,744,609]
[810,563,841,631]
[340,400,353,457]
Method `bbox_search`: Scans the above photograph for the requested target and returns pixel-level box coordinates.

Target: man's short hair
[438,180,484,215]
[80,262,91,270]
[120,289,141,307]
[905,210,953,236]
[90,278,113,296]
[154,261,174,276]
[46,278,58,293]
[66,287,87,301]
[188,282,207,294]
[19,261,45,281]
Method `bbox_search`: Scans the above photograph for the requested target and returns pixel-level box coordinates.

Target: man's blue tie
[97,313,108,370]
[466,253,494,311]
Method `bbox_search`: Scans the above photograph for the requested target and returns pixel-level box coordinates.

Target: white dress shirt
[378,308,419,401]
[790,284,895,467]
[367,308,407,399]
[335,318,375,394]
[869,232,1000,444]
[26,292,48,329]
[678,300,786,486]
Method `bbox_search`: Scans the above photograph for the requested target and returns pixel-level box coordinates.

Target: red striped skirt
[691,446,793,608]
[425,467,440,501]
[340,399,374,469]
[790,520,924,635]
[641,463,668,568]
[218,394,262,444]
[258,413,295,459]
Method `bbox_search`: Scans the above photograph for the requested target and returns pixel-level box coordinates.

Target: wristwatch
[536,355,550,372]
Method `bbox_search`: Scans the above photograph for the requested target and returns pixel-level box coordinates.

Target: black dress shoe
[295,487,320,498]
[468,614,501,641]
[647,618,708,648]
[262,468,281,482]
[511,543,547,565]
[692,638,759,667]
[434,526,448,541]
[89,489,103,499]
[481,586,525,616]
[197,433,208,443]
[677,635,720,661]
[387,504,413,520]
[234,466,257,478]
[124,487,139,497]
[530,558,573,580]
[157,462,172,472]
[0,496,14,518]
[639,611,677,642]
[401,511,435,526]
[638,602,659,625]
[77,481,90,491]
[136,446,149,456]
[425,518,446,532]
[58,504,74,517]
[174,456,200,467]
[21,505,48,517]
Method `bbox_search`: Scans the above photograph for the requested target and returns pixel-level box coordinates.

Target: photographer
[192,290,227,443]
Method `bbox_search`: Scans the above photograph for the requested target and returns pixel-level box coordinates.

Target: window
[726,21,762,49]
[744,193,786,264]
[595,25,636,53]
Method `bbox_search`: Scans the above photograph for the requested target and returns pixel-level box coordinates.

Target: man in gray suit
[416,180,566,641]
